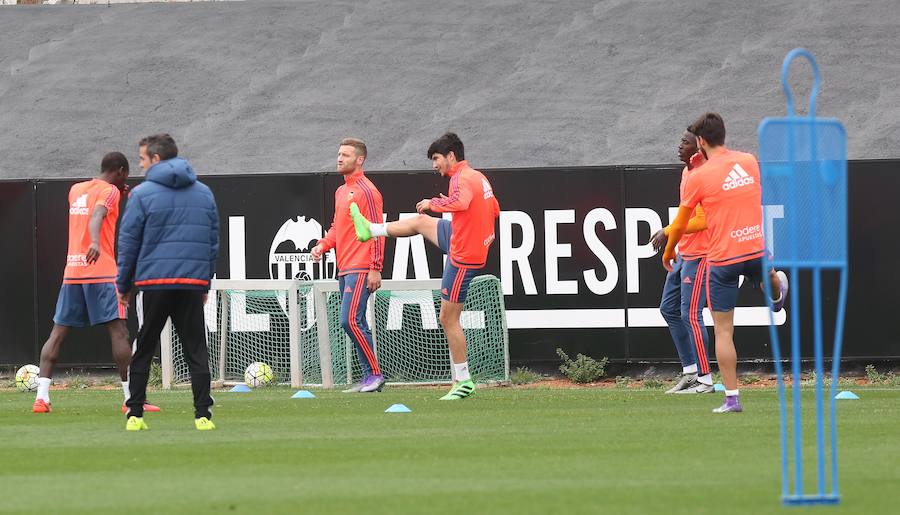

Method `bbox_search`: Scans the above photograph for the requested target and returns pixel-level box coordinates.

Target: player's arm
[368,188,384,292]
[422,179,473,213]
[116,192,147,302]
[312,219,337,262]
[318,189,345,262]
[653,205,707,251]
[86,205,108,264]
[682,204,706,234]
[208,194,220,291]
[662,206,692,271]
[312,189,340,262]
[86,185,120,264]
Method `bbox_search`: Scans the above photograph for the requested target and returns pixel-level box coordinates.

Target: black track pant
[126,290,213,419]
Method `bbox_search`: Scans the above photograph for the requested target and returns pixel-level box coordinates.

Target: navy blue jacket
[116,157,219,292]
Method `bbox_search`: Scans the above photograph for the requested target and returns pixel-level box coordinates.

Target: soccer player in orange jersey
[350,133,500,400]
[311,138,386,393]
[663,113,788,413]
[33,153,159,414]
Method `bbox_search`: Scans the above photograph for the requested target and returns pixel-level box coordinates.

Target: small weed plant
[740,374,761,385]
[556,348,608,384]
[643,378,663,389]
[615,376,631,389]
[510,367,542,385]
[148,361,163,388]
[66,376,89,389]
[865,364,899,386]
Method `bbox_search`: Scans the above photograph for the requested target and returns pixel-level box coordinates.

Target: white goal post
[160,276,509,389]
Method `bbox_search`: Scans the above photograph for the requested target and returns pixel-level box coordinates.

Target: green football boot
[439,379,476,400]
[195,417,216,431]
[349,202,372,242]
[125,416,149,431]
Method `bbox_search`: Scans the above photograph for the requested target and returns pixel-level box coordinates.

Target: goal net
[161,276,509,388]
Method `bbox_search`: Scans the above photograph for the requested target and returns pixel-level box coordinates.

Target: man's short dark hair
[427,132,464,161]
[101,151,129,173]
[687,113,726,147]
[139,133,178,160]
[340,137,367,158]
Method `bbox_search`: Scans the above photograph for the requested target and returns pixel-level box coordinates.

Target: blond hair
[340,138,367,158]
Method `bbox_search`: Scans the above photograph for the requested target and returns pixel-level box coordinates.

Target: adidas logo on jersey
[482,177,495,199]
[683,277,692,284]
[69,194,89,215]
[721,163,755,191]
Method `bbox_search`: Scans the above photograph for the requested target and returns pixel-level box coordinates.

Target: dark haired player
[350,133,500,400]
[34,152,159,415]
[663,113,788,413]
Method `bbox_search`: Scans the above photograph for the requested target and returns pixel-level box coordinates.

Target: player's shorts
[53,282,126,327]
[707,257,766,312]
[437,219,481,303]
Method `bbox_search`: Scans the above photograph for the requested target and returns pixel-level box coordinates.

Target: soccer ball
[15,364,40,392]
[244,362,275,388]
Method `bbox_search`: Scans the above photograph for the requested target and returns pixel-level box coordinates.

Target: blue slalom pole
[829,268,848,497]
[812,266,826,495]
[764,265,790,500]
[789,265,803,496]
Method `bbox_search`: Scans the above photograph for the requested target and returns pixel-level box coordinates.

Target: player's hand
[86,242,101,264]
[310,243,324,262]
[117,290,130,308]
[662,249,676,272]
[367,269,382,292]
[650,229,668,253]
[416,198,431,213]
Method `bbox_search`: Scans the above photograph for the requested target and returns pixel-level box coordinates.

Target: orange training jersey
[318,171,384,276]
[677,152,709,260]
[429,161,500,268]
[63,179,121,284]
[680,149,765,266]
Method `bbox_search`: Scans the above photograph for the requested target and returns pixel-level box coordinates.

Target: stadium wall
[2,160,897,367]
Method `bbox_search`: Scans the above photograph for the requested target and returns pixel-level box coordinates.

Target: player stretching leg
[350,133,500,400]
[311,138,386,393]
[663,113,788,413]
[651,131,714,394]
[34,153,159,414]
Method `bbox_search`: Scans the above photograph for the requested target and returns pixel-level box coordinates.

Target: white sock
[453,361,471,382]
[369,223,389,237]
[122,381,130,402]
[683,364,698,375]
[725,389,740,397]
[697,374,713,385]
[36,377,52,403]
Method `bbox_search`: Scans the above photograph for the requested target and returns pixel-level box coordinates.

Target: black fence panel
[3,160,898,366]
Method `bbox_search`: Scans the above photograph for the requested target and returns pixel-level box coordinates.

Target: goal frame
[160,278,509,389]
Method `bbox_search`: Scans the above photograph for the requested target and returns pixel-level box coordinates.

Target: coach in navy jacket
[117,133,219,429]
[116,158,218,293]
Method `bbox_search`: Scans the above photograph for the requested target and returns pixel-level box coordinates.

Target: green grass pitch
[1,387,897,514]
